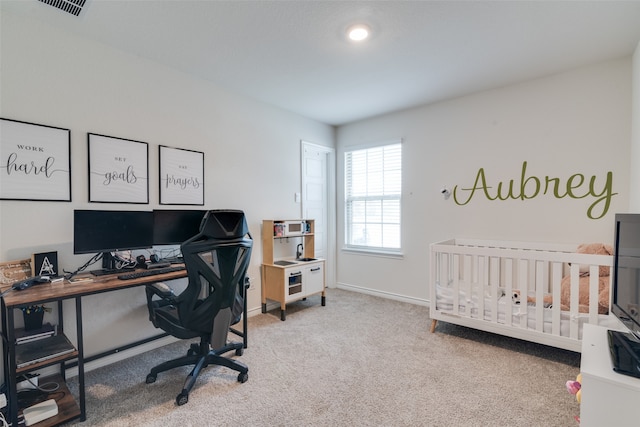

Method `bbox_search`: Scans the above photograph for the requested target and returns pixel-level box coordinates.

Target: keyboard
[91,267,135,277]
[117,266,186,280]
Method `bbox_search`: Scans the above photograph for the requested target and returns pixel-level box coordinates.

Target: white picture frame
[159,145,204,205]
[88,133,149,204]
[0,118,71,202]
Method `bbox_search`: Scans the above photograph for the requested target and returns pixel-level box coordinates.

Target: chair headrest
[200,210,249,239]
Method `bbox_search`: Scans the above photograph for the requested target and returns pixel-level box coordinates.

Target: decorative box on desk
[580,323,640,427]
[261,219,326,320]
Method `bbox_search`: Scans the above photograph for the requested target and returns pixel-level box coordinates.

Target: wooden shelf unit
[1,266,190,427]
[21,373,80,427]
[261,220,316,264]
[1,298,83,427]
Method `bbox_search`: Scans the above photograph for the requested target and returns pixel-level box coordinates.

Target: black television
[609,213,640,378]
[73,210,154,272]
[152,209,207,246]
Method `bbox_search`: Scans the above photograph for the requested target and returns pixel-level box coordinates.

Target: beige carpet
[65,288,581,426]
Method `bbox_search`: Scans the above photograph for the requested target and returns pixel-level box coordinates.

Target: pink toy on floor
[566,373,582,424]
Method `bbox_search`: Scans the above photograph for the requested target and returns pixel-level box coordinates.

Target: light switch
[295,192,301,203]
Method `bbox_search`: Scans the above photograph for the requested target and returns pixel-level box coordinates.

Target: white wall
[336,58,632,302]
[630,41,640,211]
[0,11,334,363]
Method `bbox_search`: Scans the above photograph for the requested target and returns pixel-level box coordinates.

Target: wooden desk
[1,267,187,427]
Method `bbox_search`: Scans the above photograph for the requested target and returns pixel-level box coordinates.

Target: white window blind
[345,142,401,251]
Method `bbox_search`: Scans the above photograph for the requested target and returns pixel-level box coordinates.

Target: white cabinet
[261,219,326,321]
[580,323,640,427]
[303,263,324,295]
[282,262,324,303]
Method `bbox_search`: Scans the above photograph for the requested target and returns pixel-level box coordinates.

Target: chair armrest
[145,282,177,325]
[148,281,175,299]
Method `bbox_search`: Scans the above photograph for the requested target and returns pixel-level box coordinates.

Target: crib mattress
[434,284,619,340]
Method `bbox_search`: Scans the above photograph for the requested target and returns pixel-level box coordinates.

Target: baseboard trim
[336,282,429,306]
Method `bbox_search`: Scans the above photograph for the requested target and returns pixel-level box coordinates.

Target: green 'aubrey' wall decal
[452,161,616,220]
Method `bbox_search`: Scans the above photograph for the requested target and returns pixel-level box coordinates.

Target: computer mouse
[13,276,50,291]
[14,279,34,290]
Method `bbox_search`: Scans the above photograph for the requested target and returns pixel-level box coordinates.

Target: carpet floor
[64,288,581,426]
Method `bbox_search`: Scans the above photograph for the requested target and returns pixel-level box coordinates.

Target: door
[301,141,335,288]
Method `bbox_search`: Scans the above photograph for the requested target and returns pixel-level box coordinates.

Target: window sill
[341,247,404,259]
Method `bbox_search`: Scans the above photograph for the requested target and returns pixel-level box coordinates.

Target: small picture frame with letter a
[31,251,59,277]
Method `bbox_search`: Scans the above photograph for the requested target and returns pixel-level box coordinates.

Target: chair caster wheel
[176,393,189,406]
[146,374,156,384]
[237,372,248,383]
[235,347,244,356]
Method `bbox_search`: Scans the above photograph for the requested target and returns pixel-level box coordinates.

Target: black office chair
[144,209,252,406]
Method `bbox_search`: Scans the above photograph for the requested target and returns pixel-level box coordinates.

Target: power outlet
[0,392,7,409]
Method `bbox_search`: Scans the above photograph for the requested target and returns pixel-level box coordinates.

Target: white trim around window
[344,139,402,254]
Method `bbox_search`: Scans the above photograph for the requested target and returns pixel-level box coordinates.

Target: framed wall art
[0,118,71,202]
[31,251,59,277]
[88,133,149,204]
[159,145,204,205]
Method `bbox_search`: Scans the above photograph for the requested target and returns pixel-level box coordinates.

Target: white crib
[429,239,621,352]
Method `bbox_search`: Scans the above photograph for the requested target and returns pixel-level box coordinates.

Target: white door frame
[301,140,336,288]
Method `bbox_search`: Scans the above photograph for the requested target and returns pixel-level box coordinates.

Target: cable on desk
[64,251,139,280]
[63,252,103,280]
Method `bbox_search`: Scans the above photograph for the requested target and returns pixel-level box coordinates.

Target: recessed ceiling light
[347,24,370,42]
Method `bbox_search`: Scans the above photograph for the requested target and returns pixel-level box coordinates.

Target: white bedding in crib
[434,284,618,340]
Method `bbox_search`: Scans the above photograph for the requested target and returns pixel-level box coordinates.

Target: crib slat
[535,261,545,332]
[490,256,499,323]
[589,265,599,324]
[453,253,460,316]
[504,258,513,327]
[466,254,474,318]
[518,259,529,328]
[569,264,580,340]
[477,255,485,321]
[551,262,562,336]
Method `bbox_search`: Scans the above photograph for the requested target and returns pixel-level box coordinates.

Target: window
[345,141,402,252]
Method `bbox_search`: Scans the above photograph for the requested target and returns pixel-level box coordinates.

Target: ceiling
[3,1,640,126]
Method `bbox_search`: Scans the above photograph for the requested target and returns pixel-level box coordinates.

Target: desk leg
[229,288,249,348]
[76,297,86,422]
[58,300,66,382]
[242,290,248,348]
[5,306,19,427]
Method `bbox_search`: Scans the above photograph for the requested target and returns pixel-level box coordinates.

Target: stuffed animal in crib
[526,243,613,314]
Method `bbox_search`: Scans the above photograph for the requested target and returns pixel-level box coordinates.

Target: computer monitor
[73,210,154,271]
[152,209,207,246]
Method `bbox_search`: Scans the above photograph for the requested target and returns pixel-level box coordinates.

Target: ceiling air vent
[37,0,87,17]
